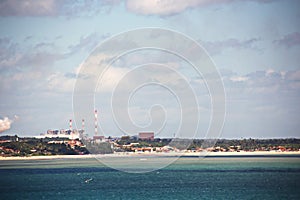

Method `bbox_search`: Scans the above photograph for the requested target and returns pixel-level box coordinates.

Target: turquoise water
[0,156,299,199]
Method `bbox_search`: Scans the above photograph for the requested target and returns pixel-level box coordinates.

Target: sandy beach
[0,151,299,161]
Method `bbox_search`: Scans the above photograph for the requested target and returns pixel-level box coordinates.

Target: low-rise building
[138,132,154,141]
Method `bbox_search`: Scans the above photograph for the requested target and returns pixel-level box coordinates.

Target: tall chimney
[95,110,98,136]
[82,119,85,132]
[69,119,72,131]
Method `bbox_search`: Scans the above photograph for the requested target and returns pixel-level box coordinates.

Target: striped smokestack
[95,110,98,136]
[82,119,85,132]
[69,119,72,131]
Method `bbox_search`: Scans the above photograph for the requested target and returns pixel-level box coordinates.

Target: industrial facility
[138,132,155,141]
[35,110,105,142]
[33,109,159,154]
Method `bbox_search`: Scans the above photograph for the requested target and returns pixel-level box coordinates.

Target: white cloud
[223,69,300,96]
[0,116,18,133]
[47,72,76,93]
[97,67,131,92]
[0,0,120,17]
[126,0,205,16]
[229,76,248,82]
[265,68,275,76]
[273,32,300,48]
[12,71,43,81]
[0,0,57,16]
[68,33,110,55]
[0,0,278,17]
[0,37,63,73]
[286,70,300,81]
[126,0,276,16]
[201,38,260,55]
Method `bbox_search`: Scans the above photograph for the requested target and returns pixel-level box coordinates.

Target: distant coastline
[1,151,300,161]
[1,135,300,158]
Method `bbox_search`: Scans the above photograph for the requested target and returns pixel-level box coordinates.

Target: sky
[0,0,300,139]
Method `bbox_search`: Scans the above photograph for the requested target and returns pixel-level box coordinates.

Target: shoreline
[1,151,300,160]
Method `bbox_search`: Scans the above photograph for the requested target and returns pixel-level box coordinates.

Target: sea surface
[0,156,299,199]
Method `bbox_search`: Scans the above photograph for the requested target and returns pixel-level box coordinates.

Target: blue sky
[0,0,300,139]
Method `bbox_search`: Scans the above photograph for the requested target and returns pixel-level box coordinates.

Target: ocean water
[0,156,299,200]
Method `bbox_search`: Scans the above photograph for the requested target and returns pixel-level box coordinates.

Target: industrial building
[35,119,84,139]
[36,129,83,139]
[138,132,154,141]
[35,109,105,141]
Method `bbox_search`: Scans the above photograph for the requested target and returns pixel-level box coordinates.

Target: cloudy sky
[0,0,299,139]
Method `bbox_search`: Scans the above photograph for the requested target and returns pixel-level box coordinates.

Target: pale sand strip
[0,151,300,161]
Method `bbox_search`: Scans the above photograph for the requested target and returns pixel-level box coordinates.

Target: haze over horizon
[0,0,300,139]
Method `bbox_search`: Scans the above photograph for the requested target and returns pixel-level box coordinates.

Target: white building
[35,129,82,140]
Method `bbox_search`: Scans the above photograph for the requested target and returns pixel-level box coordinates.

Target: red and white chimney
[94,110,98,136]
[69,119,72,131]
[82,119,85,132]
